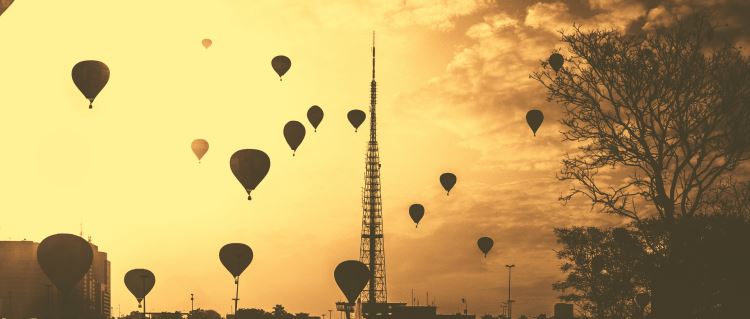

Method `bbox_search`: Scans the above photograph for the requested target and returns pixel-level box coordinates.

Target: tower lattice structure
[359,33,387,304]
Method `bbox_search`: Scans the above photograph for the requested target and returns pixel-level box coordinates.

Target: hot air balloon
[526,109,544,136]
[72,60,110,109]
[37,234,93,293]
[0,0,14,16]
[307,105,324,132]
[202,39,213,49]
[440,173,457,195]
[271,55,291,81]
[409,204,424,227]
[230,149,271,200]
[548,53,564,72]
[347,110,366,132]
[124,269,155,315]
[191,139,209,163]
[283,121,306,156]
[635,292,650,309]
[477,237,494,257]
[334,260,370,319]
[220,243,254,316]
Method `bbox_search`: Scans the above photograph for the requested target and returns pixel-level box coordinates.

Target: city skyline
[1,0,748,317]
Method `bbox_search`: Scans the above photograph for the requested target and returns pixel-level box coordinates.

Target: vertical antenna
[372,31,376,80]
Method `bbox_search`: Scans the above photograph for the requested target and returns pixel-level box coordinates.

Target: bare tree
[531,15,750,224]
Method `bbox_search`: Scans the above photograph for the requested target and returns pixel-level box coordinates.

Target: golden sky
[1,0,747,316]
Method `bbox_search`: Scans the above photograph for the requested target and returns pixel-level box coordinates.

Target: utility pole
[505,264,515,319]
[191,293,195,312]
[233,277,240,317]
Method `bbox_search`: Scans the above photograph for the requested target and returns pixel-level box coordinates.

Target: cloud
[381,0,750,314]
[525,1,646,34]
[384,0,495,31]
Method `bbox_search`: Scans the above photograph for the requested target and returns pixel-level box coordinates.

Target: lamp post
[191,293,194,312]
[505,264,515,319]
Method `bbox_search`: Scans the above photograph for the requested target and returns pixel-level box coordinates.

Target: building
[0,239,111,319]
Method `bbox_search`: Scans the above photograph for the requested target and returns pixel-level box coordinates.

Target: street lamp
[505,265,515,319]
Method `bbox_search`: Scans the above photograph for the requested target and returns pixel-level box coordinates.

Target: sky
[0,0,748,317]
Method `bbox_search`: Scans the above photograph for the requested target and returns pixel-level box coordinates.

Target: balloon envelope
[220,243,254,278]
[477,237,494,257]
[191,139,209,162]
[549,53,564,72]
[271,55,291,80]
[526,109,544,136]
[37,234,93,292]
[334,260,370,304]
[347,110,366,132]
[409,204,424,226]
[440,173,457,195]
[124,269,155,300]
[307,105,324,132]
[283,121,306,156]
[202,39,212,48]
[72,60,110,109]
[0,0,14,16]
[230,149,271,200]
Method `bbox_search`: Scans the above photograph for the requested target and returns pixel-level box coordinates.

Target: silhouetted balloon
[0,0,14,16]
[409,204,424,227]
[307,105,324,132]
[549,53,564,72]
[124,269,155,305]
[271,55,291,81]
[37,234,94,292]
[635,292,650,309]
[230,149,271,200]
[440,173,457,195]
[283,121,306,156]
[202,39,212,48]
[347,110,366,132]
[334,260,370,304]
[526,109,544,136]
[191,139,209,162]
[219,243,253,278]
[72,60,110,109]
[477,237,494,257]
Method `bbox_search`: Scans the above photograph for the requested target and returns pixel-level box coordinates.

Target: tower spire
[360,31,387,306]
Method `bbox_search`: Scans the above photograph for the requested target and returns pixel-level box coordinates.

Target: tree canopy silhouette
[534,14,750,319]
[553,227,649,319]
[532,15,750,223]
